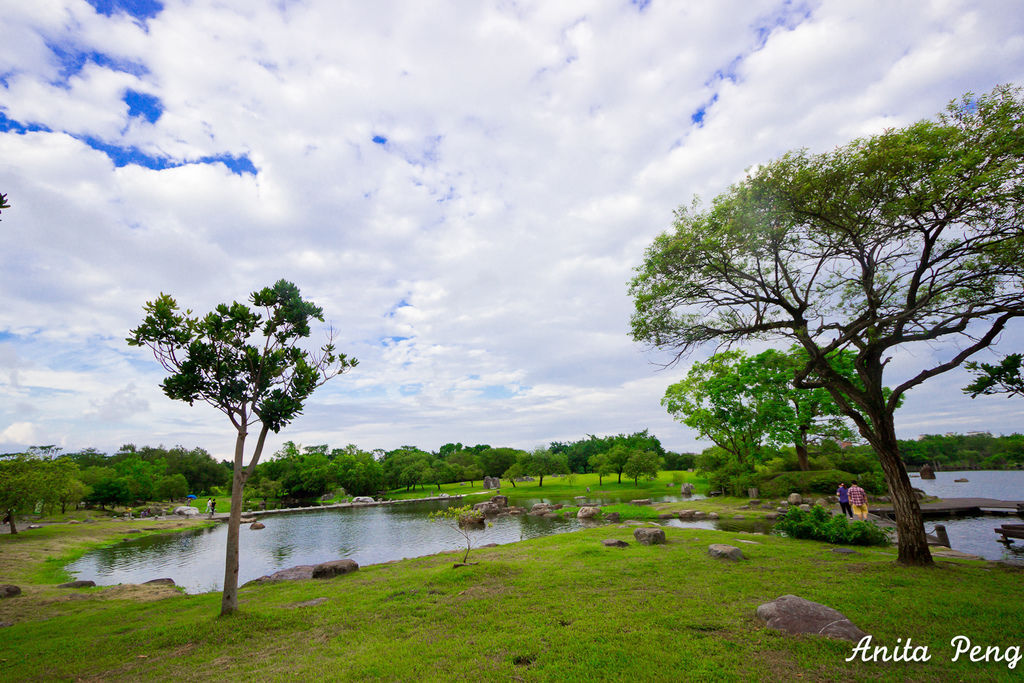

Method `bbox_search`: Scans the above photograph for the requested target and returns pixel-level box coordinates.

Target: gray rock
[787,493,803,505]
[831,548,860,555]
[814,498,827,508]
[143,578,176,585]
[173,506,200,517]
[472,501,501,515]
[748,499,761,506]
[604,512,620,522]
[0,585,21,598]
[707,512,719,520]
[633,527,666,545]
[577,506,600,519]
[250,521,266,530]
[764,512,779,520]
[733,515,746,520]
[692,511,707,520]
[756,594,868,642]
[630,499,653,505]
[490,495,509,508]
[602,539,629,547]
[680,483,695,496]
[657,513,677,520]
[708,544,744,561]
[798,504,812,512]
[351,496,375,504]
[311,559,359,579]
[57,580,96,588]
[678,509,696,519]
[248,565,315,583]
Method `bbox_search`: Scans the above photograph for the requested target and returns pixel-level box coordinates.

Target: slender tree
[630,86,1024,566]
[127,280,356,615]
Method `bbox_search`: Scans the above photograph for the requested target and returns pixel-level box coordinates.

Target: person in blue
[836,483,853,518]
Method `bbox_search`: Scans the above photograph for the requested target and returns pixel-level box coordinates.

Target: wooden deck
[996,523,1024,544]
[872,498,1024,520]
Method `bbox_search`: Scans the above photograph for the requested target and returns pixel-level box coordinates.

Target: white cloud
[0,0,1022,459]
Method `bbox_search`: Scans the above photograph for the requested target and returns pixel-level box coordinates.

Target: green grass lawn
[1,508,1021,681]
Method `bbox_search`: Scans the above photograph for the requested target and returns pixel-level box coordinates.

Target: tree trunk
[220,428,247,616]
[858,406,933,567]
[795,429,810,471]
[4,509,16,535]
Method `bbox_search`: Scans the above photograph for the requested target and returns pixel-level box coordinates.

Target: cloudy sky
[1,0,1023,461]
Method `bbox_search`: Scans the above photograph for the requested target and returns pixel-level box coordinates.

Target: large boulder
[756,595,868,642]
[707,544,745,561]
[172,506,200,517]
[919,463,936,479]
[680,482,695,496]
[490,495,509,508]
[351,496,375,504]
[787,493,803,505]
[633,527,666,545]
[0,585,21,599]
[577,506,600,519]
[311,559,359,579]
[57,580,96,588]
[473,501,501,516]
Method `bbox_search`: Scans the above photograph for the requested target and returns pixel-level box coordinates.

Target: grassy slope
[2,516,1022,681]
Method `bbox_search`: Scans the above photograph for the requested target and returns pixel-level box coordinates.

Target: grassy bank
[1,513,1021,681]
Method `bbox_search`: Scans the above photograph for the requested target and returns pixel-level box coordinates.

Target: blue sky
[1,1,1023,460]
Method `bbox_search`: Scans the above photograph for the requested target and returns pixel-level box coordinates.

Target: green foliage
[964,353,1023,399]
[622,449,661,485]
[758,469,885,498]
[774,505,890,546]
[0,191,9,219]
[429,504,489,564]
[897,432,1024,468]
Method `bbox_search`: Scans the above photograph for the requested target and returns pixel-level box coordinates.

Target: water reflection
[68,496,755,594]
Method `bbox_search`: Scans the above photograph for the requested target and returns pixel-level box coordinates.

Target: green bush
[757,469,885,498]
[773,505,890,546]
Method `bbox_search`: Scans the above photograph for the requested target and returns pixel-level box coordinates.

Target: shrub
[758,469,885,498]
[773,505,890,546]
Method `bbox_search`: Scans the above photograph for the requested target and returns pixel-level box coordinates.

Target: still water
[67,473,1024,591]
[909,469,1024,564]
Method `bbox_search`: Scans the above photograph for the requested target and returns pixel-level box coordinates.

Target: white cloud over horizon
[1,0,1022,461]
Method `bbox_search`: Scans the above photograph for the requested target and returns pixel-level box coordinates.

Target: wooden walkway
[872,498,1024,520]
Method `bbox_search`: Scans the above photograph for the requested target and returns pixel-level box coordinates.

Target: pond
[66,493,722,593]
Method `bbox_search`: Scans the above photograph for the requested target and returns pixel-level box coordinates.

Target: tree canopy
[630,85,1024,566]
[963,353,1023,399]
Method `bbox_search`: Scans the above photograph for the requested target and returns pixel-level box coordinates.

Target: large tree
[127,279,356,615]
[630,85,1024,566]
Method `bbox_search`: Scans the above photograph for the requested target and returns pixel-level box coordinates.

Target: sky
[1,0,1023,462]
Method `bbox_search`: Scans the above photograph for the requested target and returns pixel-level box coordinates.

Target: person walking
[205,498,214,518]
[836,483,853,518]
[848,482,868,521]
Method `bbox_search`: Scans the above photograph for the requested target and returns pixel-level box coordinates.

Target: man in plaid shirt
[848,482,868,520]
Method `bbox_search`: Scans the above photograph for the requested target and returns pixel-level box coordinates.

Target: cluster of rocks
[482,476,502,489]
[246,559,359,586]
[679,482,695,496]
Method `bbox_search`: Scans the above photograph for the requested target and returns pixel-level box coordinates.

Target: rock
[250,522,266,530]
[708,544,745,560]
[68,519,80,524]
[633,528,666,545]
[954,478,969,483]
[737,505,750,510]
[756,595,868,642]
[748,499,761,506]
[58,580,96,588]
[919,463,936,479]
[239,517,257,524]
[507,506,526,515]
[311,559,359,579]
[173,506,200,517]
[144,578,176,585]
[125,529,143,533]
[602,539,629,547]
[630,499,652,506]
[798,504,812,512]
[472,501,501,515]
[831,548,859,555]
[490,495,509,508]
[577,506,600,519]
[604,512,620,522]
[551,504,564,510]
[439,493,449,498]
[657,513,677,520]
[0,585,22,598]
[351,496,375,504]
[692,511,707,520]
[787,493,803,505]
[543,512,560,519]
[764,512,779,520]
[529,503,552,516]
[814,498,827,508]
[680,483,695,496]
[458,512,485,527]
[248,565,315,584]
[678,509,696,519]
[707,512,719,520]
[27,524,42,529]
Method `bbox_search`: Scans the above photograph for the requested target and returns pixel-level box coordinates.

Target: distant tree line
[896,433,1024,470]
